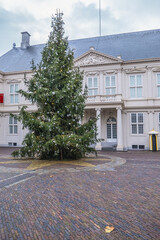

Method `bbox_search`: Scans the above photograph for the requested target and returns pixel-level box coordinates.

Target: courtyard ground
[0,148,159,240]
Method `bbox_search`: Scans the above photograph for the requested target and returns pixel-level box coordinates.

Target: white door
[107,117,117,142]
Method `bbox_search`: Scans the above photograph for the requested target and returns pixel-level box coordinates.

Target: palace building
[0,29,160,150]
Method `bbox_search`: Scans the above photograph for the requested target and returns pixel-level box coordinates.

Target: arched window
[107,117,116,123]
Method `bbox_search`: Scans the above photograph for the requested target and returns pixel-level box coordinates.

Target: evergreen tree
[12,11,98,160]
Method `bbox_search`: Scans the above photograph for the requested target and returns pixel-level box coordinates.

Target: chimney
[21,32,31,49]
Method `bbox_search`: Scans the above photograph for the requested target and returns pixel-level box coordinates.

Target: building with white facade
[0,30,160,150]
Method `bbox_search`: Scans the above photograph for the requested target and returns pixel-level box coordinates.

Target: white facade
[0,39,160,150]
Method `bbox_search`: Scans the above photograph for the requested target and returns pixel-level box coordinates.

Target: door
[152,134,157,151]
[107,117,117,142]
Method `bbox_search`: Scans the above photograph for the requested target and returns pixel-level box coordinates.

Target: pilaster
[95,108,102,150]
[116,107,123,151]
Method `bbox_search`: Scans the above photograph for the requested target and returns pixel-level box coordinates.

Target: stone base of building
[116,145,124,151]
[95,143,102,151]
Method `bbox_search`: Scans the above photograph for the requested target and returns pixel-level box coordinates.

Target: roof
[1,29,160,72]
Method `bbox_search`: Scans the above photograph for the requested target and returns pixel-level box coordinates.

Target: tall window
[9,117,18,134]
[131,113,144,134]
[157,74,160,97]
[107,117,117,140]
[130,75,142,98]
[87,77,98,96]
[10,84,19,104]
[105,75,116,95]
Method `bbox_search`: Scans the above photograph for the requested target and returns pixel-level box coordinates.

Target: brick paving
[0,148,159,239]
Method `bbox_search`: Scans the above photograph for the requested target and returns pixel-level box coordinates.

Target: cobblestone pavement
[0,148,159,240]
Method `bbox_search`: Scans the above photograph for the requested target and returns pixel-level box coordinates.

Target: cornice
[124,67,147,74]
[0,70,5,75]
[0,58,160,76]
[123,98,160,102]
[6,79,22,83]
[85,101,123,107]
[84,71,100,76]
[152,67,160,72]
[1,70,32,76]
[102,70,118,75]
[123,58,160,64]
[77,62,122,67]
[123,106,160,110]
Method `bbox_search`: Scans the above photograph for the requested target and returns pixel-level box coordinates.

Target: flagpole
[99,0,101,36]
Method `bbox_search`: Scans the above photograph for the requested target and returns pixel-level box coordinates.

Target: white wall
[0,56,160,150]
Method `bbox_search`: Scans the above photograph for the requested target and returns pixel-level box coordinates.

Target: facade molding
[84,71,100,76]
[6,79,22,84]
[74,50,123,67]
[152,67,160,72]
[103,70,118,75]
[124,67,147,74]
[123,58,160,64]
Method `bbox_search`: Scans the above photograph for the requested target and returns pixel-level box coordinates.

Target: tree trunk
[60,150,63,160]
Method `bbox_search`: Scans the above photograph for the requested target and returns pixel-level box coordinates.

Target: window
[107,117,117,140]
[8,142,17,146]
[131,113,144,134]
[132,145,145,150]
[157,74,160,97]
[132,145,138,149]
[87,77,98,96]
[9,116,18,134]
[139,145,145,150]
[10,84,19,104]
[130,75,142,98]
[105,75,116,95]
[159,113,160,131]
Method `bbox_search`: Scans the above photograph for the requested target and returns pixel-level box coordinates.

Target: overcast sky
[0,0,160,56]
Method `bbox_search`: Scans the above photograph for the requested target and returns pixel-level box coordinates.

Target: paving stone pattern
[0,173,35,189]
[0,149,159,239]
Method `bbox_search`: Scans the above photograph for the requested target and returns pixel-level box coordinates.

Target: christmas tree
[12,11,98,160]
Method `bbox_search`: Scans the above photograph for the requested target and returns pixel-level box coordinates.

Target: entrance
[107,117,117,142]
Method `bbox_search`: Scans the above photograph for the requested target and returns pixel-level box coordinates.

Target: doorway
[107,117,117,142]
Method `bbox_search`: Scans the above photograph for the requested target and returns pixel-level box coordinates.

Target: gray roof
[1,29,160,72]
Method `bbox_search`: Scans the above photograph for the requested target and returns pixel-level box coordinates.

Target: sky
[0,0,160,56]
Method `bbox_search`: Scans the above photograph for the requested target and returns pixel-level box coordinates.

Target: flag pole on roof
[99,0,101,36]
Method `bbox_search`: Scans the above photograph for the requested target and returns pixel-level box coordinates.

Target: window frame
[129,74,143,98]
[130,113,144,135]
[105,75,116,95]
[9,116,18,135]
[10,83,19,104]
[87,77,98,96]
[157,74,160,97]
[106,117,117,140]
